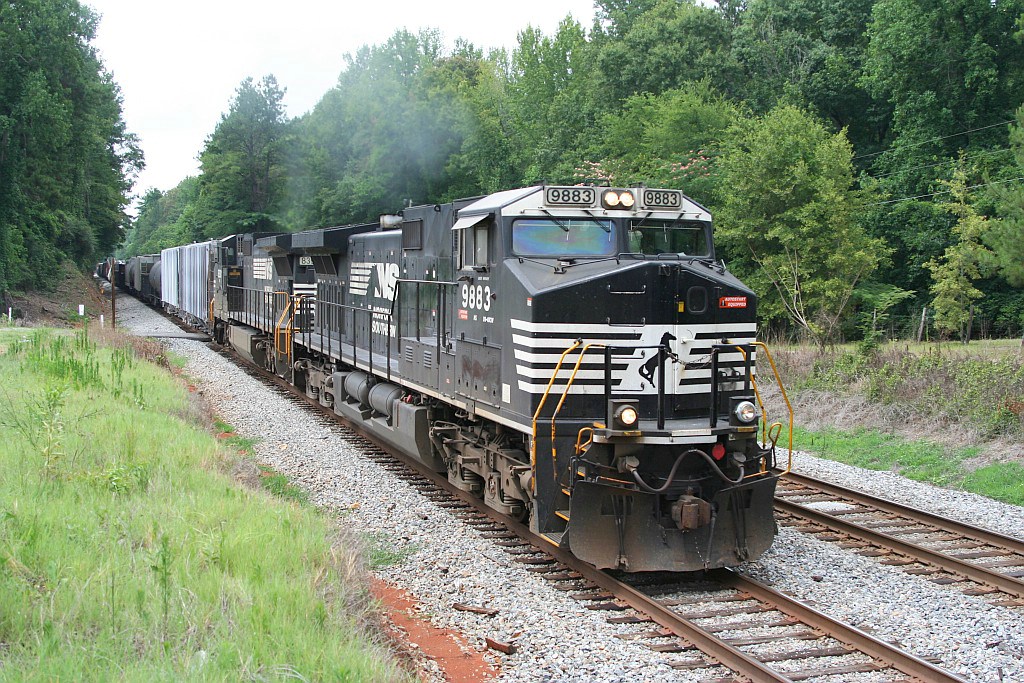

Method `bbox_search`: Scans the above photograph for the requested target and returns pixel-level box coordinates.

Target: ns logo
[350,262,400,300]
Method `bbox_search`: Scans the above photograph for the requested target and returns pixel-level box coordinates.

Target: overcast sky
[87,0,598,202]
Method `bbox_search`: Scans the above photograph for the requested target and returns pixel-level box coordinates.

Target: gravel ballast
[118,295,1024,683]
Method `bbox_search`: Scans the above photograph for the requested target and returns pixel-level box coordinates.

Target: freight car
[150,185,791,573]
[124,254,161,304]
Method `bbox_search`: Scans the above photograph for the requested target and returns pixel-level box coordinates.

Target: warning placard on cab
[719,296,748,309]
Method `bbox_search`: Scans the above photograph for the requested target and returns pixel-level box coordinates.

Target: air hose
[630,448,745,493]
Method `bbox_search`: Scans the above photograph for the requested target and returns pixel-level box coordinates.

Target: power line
[867,146,1014,180]
[866,176,1024,206]
[853,120,1016,162]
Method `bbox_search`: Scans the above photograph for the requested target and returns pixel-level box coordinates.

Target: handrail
[752,341,793,474]
[550,342,605,473]
[530,340,582,492]
[273,292,293,362]
[730,345,774,478]
[575,426,594,456]
[290,294,313,362]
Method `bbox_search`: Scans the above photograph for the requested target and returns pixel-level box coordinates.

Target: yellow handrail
[575,426,594,456]
[273,293,294,362]
[733,345,770,435]
[529,338,794,490]
[551,342,605,470]
[752,341,794,474]
[291,294,312,346]
[530,340,582,491]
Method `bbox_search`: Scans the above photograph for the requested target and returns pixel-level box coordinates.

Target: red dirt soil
[372,578,498,682]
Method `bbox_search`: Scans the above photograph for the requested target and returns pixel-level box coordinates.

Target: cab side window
[457,222,490,270]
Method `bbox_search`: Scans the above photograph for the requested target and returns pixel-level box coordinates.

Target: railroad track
[775,470,1024,605]
[358,447,964,682]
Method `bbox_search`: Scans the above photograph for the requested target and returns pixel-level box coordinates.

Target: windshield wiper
[539,209,571,232]
[583,209,612,232]
[517,256,563,273]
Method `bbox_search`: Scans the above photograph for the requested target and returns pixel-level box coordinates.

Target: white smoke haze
[87,0,597,201]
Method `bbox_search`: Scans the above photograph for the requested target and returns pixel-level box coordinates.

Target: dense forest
[6,0,1024,344]
[0,0,140,293]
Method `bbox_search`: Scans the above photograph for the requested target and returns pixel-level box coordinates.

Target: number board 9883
[544,186,597,207]
[641,189,683,210]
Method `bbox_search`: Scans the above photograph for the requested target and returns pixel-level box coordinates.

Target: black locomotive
[127,185,791,573]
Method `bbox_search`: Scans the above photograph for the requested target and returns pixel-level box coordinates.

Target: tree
[197,75,289,236]
[120,178,202,256]
[593,0,660,37]
[0,0,140,293]
[594,0,738,103]
[731,0,882,147]
[507,18,602,184]
[592,81,740,201]
[862,0,1024,185]
[289,30,481,226]
[985,106,1024,288]
[926,161,995,343]
[715,105,885,346]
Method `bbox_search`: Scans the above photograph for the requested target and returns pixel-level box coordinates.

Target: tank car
[171,186,790,573]
[125,254,161,304]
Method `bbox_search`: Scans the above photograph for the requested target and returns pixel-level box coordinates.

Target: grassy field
[0,326,408,681]
[765,339,1024,506]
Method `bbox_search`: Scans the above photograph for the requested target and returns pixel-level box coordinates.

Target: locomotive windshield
[627,219,711,257]
[512,218,616,257]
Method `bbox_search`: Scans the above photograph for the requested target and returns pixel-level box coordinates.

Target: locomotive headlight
[733,400,758,424]
[615,404,639,427]
[601,189,636,210]
[608,398,641,431]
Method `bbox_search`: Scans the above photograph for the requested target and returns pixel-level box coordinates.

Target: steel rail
[780,470,1024,554]
[711,570,968,683]
[360,428,968,682]
[393,460,798,682]
[775,497,1024,599]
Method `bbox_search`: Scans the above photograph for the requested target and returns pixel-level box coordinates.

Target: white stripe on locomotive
[509,319,757,395]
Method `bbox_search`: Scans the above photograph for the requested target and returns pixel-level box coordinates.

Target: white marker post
[78,304,85,317]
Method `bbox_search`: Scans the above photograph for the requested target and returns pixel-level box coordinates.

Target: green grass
[0,328,408,681]
[960,463,1024,506]
[791,425,1024,505]
[257,464,310,505]
[775,343,1024,438]
[214,419,260,455]
[165,350,189,369]
[363,533,418,570]
[765,340,1024,506]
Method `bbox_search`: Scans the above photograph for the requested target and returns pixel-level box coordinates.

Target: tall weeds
[772,344,1024,438]
[0,327,406,681]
